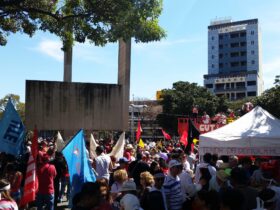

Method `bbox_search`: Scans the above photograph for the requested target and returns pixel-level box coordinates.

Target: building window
[240,32,246,37]
[206,84,213,88]
[251,41,255,45]
[240,61,247,66]
[219,53,223,59]
[230,43,239,48]
[251,31,254,35]
[230,62,239,67]
[212,64,215,68]
[247,81,256,86]
[230,52,239,57]
[251,60,255,64]
[212,55,215,59]
[211,46,215,50]
[230,33,239,38]
[241,51,247,56]
[211,36,214,40]
[248,91,257,96]
[219,63,224,68]
[240,42,246,47]
[219,34,223,39]
[251,50,255,55]
[219,44,223,49]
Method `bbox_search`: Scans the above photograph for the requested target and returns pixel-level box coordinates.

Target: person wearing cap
[0,179,18,210]
[93,146,112,181]
[116,157,129,171]
[163,159,183,210]
[120,180,143,210]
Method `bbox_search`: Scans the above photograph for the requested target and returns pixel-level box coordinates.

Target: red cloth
[136,121,142,141]
[37,163,57,194]
[161,129,171,140]
[180,130,188,146]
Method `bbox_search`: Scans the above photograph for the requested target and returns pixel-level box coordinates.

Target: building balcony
[214,86,246,93]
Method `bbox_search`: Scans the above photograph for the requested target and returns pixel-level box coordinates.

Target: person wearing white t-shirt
[93,146,112,181]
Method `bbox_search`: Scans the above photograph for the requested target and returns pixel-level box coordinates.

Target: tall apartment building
[204,18,264,100]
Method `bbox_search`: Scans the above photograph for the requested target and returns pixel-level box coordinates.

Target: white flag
[89,133,99,158]
[56,131,65,152]
[109,132,125,160]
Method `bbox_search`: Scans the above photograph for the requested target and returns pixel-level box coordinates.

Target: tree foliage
[252,76,280,118]
[0,94,25,122]
[0,0,166,48]
[157,81,229,134]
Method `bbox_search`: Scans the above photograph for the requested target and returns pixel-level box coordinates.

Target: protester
[194,153,216,184]
[119,180,142,210]
[111,169,128,201]
[220,188,245,210]
[139,171,154,209]
[36,153,57,210]
[0,179,18,210]
[163,159,183,210]
[93,146,112,181]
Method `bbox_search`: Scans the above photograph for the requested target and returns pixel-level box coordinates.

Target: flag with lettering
[62,129,96,205]
[0,99,25,156]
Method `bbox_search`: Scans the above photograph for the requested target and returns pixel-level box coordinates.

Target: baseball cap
[119,157,129,164]
[168,159,182,168]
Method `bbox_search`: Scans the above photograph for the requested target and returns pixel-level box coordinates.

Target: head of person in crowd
[150,161,160,175]
[120,180,137,196]
[199,167,212,191]
[96,178,110,202]
[113,169,128,185]
[153,170,165,190]
[140,171,154,189]
[211,154,218,167]
[95,146,105,156]
[258,188,277,210]
[240,156,253,170]
[230,167,248,187]
[216,170,229,187]
[168,159,183,177]
[193,190,220,210]
[220,188,245,210]
[118,157,129,170]
[0,179,13,201]
[72,182,101,210]
[229,156,239,168]
[203,153,212,164]
[136,153,143,161]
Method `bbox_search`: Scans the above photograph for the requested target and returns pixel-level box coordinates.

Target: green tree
[157,81,228,134]
[0,94,25,122]
[0,0,166,48]
[253,76,280,118]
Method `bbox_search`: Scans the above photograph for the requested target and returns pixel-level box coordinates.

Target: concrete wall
[25,80,126,131]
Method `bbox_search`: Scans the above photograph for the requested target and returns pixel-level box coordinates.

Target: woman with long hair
[0,179,18,210]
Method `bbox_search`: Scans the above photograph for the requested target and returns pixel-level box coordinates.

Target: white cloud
[36,39,63,61]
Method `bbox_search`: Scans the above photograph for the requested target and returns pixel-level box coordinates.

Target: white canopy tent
[199,106,280,156]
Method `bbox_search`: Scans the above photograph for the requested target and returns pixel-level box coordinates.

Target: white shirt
[95,153,111,180]
[194,162,216,184]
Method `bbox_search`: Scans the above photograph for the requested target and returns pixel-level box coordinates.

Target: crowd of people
[0,134,280,210]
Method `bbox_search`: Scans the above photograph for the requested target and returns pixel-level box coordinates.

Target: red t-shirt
[37,163,57,194]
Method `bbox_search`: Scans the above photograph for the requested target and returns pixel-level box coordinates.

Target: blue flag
[62,129,96,204]
[0,99,25,156]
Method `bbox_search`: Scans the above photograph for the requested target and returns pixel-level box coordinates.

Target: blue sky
[1,0,280,102]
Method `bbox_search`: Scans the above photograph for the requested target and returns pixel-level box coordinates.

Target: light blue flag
[0,99,25,156]
[62,129,96,205]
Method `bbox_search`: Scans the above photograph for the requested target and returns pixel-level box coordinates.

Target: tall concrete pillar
[118,39,131,131]
[63,47,73,82]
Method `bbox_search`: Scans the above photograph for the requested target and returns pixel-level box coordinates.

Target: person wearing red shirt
[36,154,57,210]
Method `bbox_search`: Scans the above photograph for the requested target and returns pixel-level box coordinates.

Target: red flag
[136,121,142,141]
[180,130,188,146]
[20,128,38,207]
[161,129,171,140]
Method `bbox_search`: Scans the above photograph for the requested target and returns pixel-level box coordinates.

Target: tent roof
[199,106,280,156]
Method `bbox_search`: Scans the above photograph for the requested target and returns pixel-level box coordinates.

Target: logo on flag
[0,99,25,156]
[62,129,96,205]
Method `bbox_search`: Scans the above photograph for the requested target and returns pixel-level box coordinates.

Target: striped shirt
[163,175,183,210]
[0,199,18,210]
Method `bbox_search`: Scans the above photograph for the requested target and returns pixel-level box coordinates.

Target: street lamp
[129,104,148,142]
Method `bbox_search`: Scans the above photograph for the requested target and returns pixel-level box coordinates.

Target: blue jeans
[36,193,55,210]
